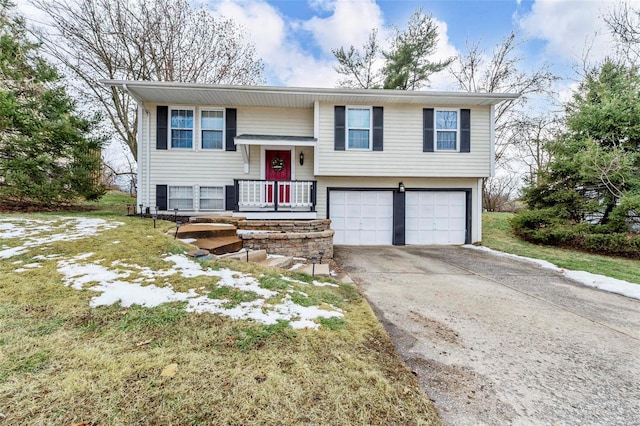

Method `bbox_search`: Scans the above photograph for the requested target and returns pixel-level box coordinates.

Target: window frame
[199,186,225,211]
[168,106,195,150]
[200,108,225,151]
[345,106,373,151]
[168,185,194,210]
[434,108,460,152]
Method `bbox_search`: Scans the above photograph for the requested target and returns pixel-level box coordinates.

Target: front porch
[231,179,317,219]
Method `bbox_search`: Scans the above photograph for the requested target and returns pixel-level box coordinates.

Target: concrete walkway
[334,245,640,426]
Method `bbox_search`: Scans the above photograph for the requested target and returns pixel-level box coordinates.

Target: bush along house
[104,80,517,246]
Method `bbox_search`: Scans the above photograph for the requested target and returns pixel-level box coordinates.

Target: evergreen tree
[0,0,105,206]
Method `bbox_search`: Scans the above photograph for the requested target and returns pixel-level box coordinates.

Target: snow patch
[464,245,640,300]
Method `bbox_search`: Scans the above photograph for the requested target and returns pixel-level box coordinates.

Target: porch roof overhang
[101,80,520,108]
[234,135,317,173]
[234,134,317,147]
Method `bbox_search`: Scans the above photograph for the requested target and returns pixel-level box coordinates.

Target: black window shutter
[225,108,237,151]
[156,106,168,150]
[460,109,471,153]
[423,108,434,152]
[334,106,345,151]
[156,185,167,210]
[225,185,237,211]
[372,106,383,151]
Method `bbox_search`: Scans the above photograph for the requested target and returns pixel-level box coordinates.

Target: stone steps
[218,249,268,263]
[258,256,294,269]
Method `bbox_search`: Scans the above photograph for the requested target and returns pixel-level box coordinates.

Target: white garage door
[330,191,393,245]
[405,191,467,245]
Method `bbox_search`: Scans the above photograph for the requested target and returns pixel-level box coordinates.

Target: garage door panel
[330,191,393,245]
[406,191,467,245]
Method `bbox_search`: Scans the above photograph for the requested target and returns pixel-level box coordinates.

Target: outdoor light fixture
[299,151,304,166]
[174,220,182,240]
[139,204,143,217]
[126,203,131,215]
[246,244,251,263]
[311,255,318,277]
[318,251,324,264]
[174,208,179,222]
[398,182,405,193]
[152,213,158,229]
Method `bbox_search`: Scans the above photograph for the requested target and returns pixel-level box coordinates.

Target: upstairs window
[170,108,194,149]
[201,110,224,150]
[347,107,371,150]
[435,110,458,151]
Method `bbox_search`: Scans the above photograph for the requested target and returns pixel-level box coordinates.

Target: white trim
[490,104,496,176]
[234,211,317,220]
[145,109,151,207]
[345,106,373,151]
[199,107,225,151]
[234,138,316,146]
[136,104,143,209]
[477,177,483,242]
[434,108,460,152]
[313,100,319,139]
[168,106,196,150]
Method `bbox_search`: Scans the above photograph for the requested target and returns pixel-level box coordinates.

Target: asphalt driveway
[334,245,640,426]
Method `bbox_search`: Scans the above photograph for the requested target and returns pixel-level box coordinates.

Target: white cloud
[518,0,620,64]
[303,0,385,55]
[427,18,459,90]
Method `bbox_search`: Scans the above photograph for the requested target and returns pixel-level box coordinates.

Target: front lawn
[0,204,440,424]
[482,212,640,285]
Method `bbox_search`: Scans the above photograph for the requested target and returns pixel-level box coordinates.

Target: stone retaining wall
[240,228,334,259]
[238,219,331,233]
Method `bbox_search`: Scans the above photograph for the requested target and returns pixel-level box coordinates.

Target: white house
[103,80,517,246]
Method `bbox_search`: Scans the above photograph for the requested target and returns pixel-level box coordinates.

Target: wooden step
[194,236,243,255]
[171,223,237,239]
[190,215,245,225]
[258,256,294,269]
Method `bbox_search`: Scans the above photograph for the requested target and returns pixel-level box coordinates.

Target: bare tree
[483,174,519,212]
[605,2,640,63]
[332,29,383,89]
[332,8,453,90]
[30,0,265,161]
[450,32,558,167]
[512,114,561,185]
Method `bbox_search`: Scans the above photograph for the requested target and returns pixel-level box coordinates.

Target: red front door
[265,150,291,204]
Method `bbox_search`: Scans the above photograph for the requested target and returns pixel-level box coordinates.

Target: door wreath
[271,156,285,172]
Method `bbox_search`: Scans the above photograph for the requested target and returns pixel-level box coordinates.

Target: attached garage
[329,188,471,246]
[405,191,468,245]
[329,190,393,245]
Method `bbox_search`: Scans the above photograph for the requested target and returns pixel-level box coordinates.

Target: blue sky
[204,0,622,96]
[19,0,623,94]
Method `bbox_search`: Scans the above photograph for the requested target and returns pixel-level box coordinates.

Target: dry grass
[0,200,441,425]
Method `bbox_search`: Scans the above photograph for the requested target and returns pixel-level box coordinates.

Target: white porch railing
[235,180,316,211]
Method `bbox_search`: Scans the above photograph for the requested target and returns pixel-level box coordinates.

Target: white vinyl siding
[346,107,371,150]
[170,108,194,149]
[435,109,458,151]
[201,109,224,150]
[199,186,224,210]
[142,104,315,211]
[317,103,491,177]
[168,186,193,210]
